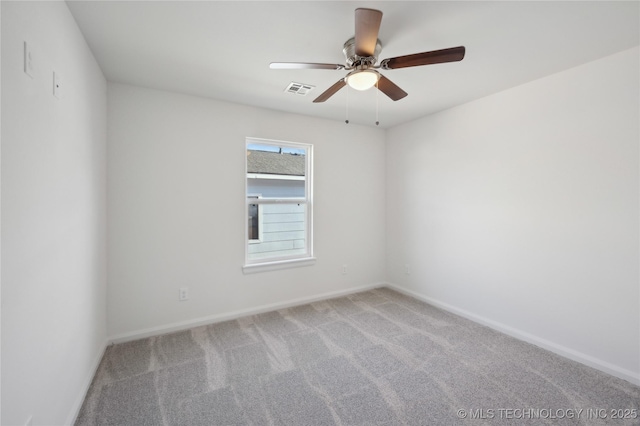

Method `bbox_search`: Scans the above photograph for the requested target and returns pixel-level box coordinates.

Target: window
[244,138,314,271]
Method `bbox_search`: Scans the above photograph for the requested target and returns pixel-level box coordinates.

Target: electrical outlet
[179,287,189,301]
[342,264,348,275]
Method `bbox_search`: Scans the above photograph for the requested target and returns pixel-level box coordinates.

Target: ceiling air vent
[284,82,315,96]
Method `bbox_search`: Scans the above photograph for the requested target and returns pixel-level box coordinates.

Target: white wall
[107,83,386,339]
[1,2,107,425]
[386,47,640,384]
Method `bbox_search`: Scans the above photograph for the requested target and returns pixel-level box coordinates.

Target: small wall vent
[284,82,315,96]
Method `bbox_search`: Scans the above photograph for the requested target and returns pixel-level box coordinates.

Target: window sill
[242,257,316,274]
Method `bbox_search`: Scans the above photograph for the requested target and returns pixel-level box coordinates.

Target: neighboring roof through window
[247,150,305,176]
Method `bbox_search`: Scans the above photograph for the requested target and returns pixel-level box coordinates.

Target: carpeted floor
[76,288,640,425]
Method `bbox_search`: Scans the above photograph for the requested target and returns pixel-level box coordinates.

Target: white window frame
[243,137,315,273]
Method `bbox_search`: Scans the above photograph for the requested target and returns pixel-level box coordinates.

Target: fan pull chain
[375,79,380,126]
[345,84,350,124]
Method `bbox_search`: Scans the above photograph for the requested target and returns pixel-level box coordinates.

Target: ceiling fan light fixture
[346,70,379,91]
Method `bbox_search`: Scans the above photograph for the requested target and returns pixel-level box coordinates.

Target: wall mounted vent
[284,82,315,96]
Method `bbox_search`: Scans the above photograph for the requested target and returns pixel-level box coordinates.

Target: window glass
[245,139,312,265]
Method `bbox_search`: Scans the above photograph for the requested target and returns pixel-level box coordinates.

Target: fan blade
[313,79,346,103]
[377,74,408,101]
[381,46,466,69]
[270,62,344,70]
[355,8,382,57]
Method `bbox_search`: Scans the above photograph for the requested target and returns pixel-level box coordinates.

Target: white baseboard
[66,338,109,425]
[109,282,384,344]
[386,283,640,387]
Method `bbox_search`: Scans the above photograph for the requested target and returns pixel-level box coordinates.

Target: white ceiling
[66,1,639,128]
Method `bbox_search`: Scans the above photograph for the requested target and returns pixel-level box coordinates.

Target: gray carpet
[76,288,640,425]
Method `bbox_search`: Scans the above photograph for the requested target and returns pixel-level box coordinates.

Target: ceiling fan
[270,8,466,103]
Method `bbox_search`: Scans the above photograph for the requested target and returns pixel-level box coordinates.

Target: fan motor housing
[343,37,382,67]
